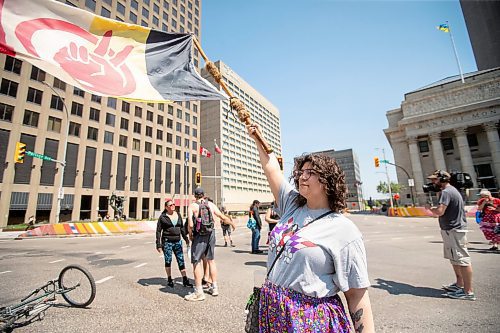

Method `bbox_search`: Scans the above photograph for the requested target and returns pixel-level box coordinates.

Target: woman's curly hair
[289,153,347,212]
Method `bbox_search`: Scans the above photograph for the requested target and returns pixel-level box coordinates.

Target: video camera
[422,172,474,193]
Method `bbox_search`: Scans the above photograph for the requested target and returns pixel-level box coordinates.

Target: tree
[376,181,405,194]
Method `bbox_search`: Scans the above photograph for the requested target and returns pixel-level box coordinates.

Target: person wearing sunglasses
[247,124,374,332]
[156,199,193,288]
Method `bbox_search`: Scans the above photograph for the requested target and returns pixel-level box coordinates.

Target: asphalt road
[0,215,498,332]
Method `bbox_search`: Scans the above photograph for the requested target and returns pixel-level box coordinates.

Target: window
[418,140,429,153]
[146,126,153,137]
[166,147,172,157]
[192,155,197,163]
[157,115,164,125]
[180,4,185,13]
[175,135,181,146]
[71,102,83,116]
[157,129,163,140]
[175,150,181,160]
[141,20,148,27]
[442,138,454,151]
[73,87,85,97]
[47,116,62,132]
[147,111,153,121]
[69,122,80,137]
[85,0,96,10]
[50,95,64,111]
[173,8,177,16]
[184,125,190,135]
[119,135,127,147]
[192,128,197,137]
[184,112,190,122]
[168,105,174,115]
[23,110,39,127]
[163,0,169,10]
[144,142,152,153]
[142,8,149,18]
[193,104,198,113]
[133,122,141,134]
[120,118,129,130]
[122,101,130,113]
[27,87,43,104]
[156,145,163,155]
[104,131,114,144]
[87,127,98,140]
[106,113,115,126]
[91,94,102,103]
[180,15,185,24]
[158,104,164,111]
[1,79,18,97]
[171,19,177,28]
[176,122,181,132]
[152,16,159,26]
[130,12,137,23]
[167,133,173,143]
[176,109,182,118]
[101,7,111,18]
[167,119,173,129]
[4,56,22,74]
[131,0,138,10]
[133,139,140,151]
[184,138,189,148]
[117,2,125,15]
[103,0,112,4]
[192,141,197,150]
[30,66,45,82]
[162,23,167,31]
[89,107,100,121]
[153,3,159,13]
[53,78,66,90]
[135,106,142,117]
[107,97,117,109]
[0,103,14,122]
[467,133,479,147]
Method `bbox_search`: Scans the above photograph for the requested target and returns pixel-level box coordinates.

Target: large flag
[0,0,226,102]
[214,142,222,154]
[200,146,212,158]
[437,23,449,33]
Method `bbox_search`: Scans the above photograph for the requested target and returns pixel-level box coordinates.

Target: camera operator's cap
[194,187,204,196]
[427,170,451,180]
[480,189,491,197]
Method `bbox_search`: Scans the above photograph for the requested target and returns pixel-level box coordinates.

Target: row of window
[417,134,479,153]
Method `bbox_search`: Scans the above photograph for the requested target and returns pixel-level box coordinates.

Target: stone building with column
[384,67,500,205]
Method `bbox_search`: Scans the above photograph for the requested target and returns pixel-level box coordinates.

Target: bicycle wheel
[58,265,96,308]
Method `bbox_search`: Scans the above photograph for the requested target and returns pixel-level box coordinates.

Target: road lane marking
[96,276,114,284]
[49,259,65,264]
[0,271,12,274]
[121,245,131,249]
[134,263,148,268]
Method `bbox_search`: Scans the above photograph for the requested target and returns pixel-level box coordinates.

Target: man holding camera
[425,170,475,301]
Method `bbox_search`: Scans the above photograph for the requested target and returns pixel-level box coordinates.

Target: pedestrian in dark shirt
[250,200,263,254]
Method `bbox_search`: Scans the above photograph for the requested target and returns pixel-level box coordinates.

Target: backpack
[194,200,215,235]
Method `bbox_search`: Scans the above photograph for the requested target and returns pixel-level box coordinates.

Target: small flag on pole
[200,146,212,158]
[437,23,449,33]
[214,142,222,154]
[0,0,227,102]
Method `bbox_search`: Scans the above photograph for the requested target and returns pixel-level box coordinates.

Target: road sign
[26,151,54,162]
[408,178,415,187]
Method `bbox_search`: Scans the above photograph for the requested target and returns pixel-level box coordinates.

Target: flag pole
[446,21,465,83]
[192,37,274,154]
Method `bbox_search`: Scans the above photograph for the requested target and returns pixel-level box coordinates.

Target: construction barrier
[387,206,478,217]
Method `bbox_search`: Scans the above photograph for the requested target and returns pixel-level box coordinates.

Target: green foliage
[376,181,405,194]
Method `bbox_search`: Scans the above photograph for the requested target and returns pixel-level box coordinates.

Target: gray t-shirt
[267,181,370,298]
[438,185,467,230]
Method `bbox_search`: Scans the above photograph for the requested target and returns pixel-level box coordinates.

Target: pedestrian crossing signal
[14,142,27,163]
[195,172,201,185]
[374,157,380,168]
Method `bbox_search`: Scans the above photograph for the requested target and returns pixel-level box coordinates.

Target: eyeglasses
[293,168,317,181]
[167,203,175,207]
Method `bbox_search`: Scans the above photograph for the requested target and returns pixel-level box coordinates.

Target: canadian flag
[200,146,212,158]
[214,142,223,154]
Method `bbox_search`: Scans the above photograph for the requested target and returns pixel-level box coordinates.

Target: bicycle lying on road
[0,265,96,331]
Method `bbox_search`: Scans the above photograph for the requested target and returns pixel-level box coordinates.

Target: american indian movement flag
[0,0,227,102]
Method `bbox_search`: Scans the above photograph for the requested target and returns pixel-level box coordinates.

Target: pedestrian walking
[264,201,280,244]
[221,207,236,247]
[185,188,232,301]
[426,170,476,301]
[246,123,374,332]
[249,200,263,254]
[156,199,193,288]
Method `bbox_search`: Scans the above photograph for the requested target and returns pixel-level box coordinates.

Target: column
[408,136,425,204]
[429,132,446,171]
[484,123,500,184]
[454,127,477,187]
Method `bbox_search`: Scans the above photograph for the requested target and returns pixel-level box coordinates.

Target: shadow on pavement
[372,278,445,298]
[467,247,500,254]
[244,261,267,268]
[137,277,193,298]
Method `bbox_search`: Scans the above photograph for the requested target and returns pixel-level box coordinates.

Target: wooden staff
[192,37,273,154]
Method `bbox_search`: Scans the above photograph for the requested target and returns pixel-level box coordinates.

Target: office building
[0,0,203,226]
[200,61,282,211]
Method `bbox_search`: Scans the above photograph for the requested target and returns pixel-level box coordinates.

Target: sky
[200,0,477,200]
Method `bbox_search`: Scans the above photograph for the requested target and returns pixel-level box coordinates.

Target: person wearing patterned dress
[247,123,374,333]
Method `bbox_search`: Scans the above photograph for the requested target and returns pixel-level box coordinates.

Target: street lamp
[375,148,393,209]
[42,81,69,224]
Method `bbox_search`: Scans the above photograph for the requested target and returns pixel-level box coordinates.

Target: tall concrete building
[0,0,204,226]
[384,68,499,206]
[312,149,364,210]
[200,61,281,211]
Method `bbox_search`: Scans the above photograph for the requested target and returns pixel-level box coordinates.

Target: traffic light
[276,156,283,171]
[195,172,201,185]
[14,142,27,163]
[374,157,380,168]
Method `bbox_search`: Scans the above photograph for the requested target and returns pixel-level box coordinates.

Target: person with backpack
[250,200,263,254]
[156,199,193,288]
[185,187,232,301]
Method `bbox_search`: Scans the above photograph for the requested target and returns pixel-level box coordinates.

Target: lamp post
[42,81,69,224]
[376,148,393,209]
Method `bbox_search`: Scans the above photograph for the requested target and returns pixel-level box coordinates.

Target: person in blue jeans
[250,200,263,254]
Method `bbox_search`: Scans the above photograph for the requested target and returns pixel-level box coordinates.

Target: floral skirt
[258,280,352,333]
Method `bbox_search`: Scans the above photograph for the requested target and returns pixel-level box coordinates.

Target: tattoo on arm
[350,308,364,333]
